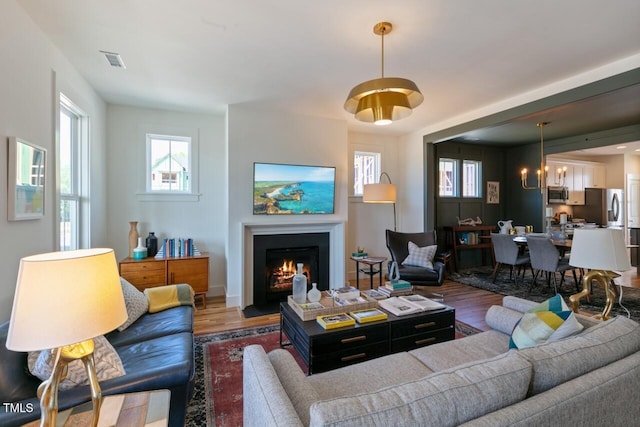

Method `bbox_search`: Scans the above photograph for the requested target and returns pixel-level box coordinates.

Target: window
[439,158,458,197]
[354,151,380,196]
[462,160,482,197]
[146,134,192,193]
[58,94,88,251]
[439,158,482,198]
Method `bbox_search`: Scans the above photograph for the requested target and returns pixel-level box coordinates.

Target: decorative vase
[133,237,148,259]
[146,232,158,257]
[292,263,307,304]
[128,221,139,258]
[307,283,321,303]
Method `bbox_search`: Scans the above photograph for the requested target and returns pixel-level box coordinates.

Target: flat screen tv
[253,162,336,215]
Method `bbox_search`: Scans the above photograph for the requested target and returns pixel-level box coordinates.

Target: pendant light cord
[380,26,385,78]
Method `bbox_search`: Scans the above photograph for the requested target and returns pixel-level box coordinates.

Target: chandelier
[344,22,423,126]
[521,122,550,190]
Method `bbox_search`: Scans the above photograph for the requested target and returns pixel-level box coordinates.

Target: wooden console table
[119,254,209,308]
[443,225,495,272]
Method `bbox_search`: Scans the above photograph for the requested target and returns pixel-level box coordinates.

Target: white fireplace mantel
[242,221,346,308]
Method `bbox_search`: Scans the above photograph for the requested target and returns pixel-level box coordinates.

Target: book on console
[361,288,388,300]
[376,286,413,298]
[378,295,445,316]
[385,280,412,290]
[332,285,361,300]
[316,313,356,330]
[349,308,388,323]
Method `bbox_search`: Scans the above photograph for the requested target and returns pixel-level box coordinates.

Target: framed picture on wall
[7,137,46,220]
[486,181,499,204]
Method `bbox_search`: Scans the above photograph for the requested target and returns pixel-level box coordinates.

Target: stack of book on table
[378,294,446,317]
[376,279,413,297]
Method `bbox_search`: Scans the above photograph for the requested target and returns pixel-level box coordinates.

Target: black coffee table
[280,302,455,374]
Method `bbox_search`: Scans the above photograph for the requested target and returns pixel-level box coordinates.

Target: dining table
[513,234,573,258]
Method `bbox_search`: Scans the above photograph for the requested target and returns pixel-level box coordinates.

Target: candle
[546,207,553,217]
[560,214,567,224]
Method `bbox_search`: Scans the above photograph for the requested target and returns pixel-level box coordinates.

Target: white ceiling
[16,0,640,136]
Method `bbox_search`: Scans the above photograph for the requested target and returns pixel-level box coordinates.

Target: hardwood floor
[194,268,640,336]
[193,280,503,335]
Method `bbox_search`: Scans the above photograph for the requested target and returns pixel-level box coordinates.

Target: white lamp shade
[6,248,127,352]
[363,183,397,203]
[569,228,631,271]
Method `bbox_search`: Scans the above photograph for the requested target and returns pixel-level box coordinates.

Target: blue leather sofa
[0,305,194,427]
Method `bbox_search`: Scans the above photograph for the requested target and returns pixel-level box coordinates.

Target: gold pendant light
[344,22,423,126]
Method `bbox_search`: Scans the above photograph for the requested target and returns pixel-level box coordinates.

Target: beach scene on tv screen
[254,163,335,215]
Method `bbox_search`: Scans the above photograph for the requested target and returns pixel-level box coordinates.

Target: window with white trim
[58,94,88,250]
[439,158,458,197]
[439,158,482,198]
[146,134,192,193]
[462,160,482,197]
[354,151,381,196]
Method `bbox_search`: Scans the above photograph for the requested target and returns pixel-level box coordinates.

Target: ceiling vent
[100,50,126,69]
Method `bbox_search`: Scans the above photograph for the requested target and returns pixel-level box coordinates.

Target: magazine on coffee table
[378,295,445,316]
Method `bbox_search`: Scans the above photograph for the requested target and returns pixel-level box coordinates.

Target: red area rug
[185,321,480,426]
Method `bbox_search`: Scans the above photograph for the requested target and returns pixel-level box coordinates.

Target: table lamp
[6,248,127,427]
[569,228,631,320]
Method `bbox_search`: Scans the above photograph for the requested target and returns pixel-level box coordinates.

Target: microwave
[547,186,568,204]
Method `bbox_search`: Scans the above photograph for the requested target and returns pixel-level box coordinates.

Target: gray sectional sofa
[243,296,640,426]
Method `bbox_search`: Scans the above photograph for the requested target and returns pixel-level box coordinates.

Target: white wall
[347,132,398,279]
[226,106,348,307]
[0,1,107,322]
[105,105,226,296]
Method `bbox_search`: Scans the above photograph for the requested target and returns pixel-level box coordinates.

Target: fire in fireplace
[268,259,311,291]
[265,247,317,296]
[253,232,330,307]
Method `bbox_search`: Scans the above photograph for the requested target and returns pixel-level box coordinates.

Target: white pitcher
[497,220,513,234]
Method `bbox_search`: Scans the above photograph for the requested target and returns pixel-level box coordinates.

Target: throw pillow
[509,294,584,349]
[402,241,437,269]
[118,277,149,331]
[27,336,126,390]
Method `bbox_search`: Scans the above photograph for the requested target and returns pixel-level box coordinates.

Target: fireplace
[253,232,330,306]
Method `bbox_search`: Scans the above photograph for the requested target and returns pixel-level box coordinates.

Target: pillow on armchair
[402,241,438,269]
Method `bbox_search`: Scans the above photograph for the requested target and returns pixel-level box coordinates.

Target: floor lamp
[568,228,631,320]
[6,248,127,427]
[363,171,397,231]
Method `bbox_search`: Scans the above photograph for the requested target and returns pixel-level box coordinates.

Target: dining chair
[490,233,531,285]
[526,236,579,294]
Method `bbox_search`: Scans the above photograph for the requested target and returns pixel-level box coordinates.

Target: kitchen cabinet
[583,164,606,188]
[565,165,585,205]
[546,159,606,205]
[119,254,209,307]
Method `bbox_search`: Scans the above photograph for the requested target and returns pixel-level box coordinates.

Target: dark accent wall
[505,143,544,231]
[432,142,505,268]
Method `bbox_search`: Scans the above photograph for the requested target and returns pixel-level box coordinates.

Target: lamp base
[569,270,620,321]
[37,339,102,427]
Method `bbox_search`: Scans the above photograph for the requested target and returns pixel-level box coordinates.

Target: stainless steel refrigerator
[572,188,624,227]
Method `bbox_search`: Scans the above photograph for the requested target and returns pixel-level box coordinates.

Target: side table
[23,390,170,427]
[351,256,387,289]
